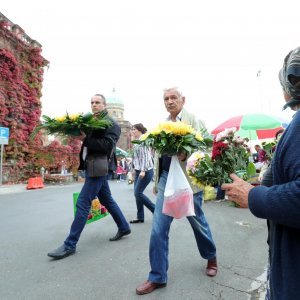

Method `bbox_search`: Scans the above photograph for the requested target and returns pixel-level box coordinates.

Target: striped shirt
[132,143,154,171]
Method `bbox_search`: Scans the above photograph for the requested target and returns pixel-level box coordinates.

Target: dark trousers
[134,169,155,220]
[216,186,225,200]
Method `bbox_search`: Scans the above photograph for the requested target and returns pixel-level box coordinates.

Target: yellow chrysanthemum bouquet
[132,121,209,156]
[31,111,111,138]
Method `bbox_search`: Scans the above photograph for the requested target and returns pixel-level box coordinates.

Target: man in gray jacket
[136,87,217,295]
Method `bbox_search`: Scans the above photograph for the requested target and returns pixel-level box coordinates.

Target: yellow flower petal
[195,132,203,141]
[69,113,80,121]
[140,133,150,141]
[55,115,67,122]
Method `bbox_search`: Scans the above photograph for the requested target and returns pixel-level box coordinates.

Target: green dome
[106,88,123,105]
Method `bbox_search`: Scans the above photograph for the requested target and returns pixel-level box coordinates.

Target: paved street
[0,181,267,300]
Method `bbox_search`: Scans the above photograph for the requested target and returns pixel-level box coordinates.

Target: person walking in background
[222,47,300,300]
[108,147,117,180]
[47,94,131,260]
[120,157,129,174]
[258,129,285,183]
[253,144,266,170]
[116,160,126,181]
[275,128,284,141]
[126,157,134,184]
[130,123,155,223]
[136,87,217,295]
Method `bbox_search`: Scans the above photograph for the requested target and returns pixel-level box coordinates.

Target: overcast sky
[2,0,299,131]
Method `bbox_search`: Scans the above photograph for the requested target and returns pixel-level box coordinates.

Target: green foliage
[31,111,112,139]
[246,162,257,177]
[262,140,277,161]
[187,129,256,186]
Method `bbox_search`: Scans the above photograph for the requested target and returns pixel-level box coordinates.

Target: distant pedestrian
[40,167,45,180]
[116,161,126,181]
[130,123,155,224]
[108,148,117,180]
[253,145,266,170]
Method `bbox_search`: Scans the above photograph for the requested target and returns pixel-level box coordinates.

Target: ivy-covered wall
[0,18,80,183]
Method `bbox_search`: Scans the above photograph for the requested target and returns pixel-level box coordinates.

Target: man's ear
[182,96,186,104]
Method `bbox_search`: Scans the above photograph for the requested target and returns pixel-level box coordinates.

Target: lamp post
[256,69,264,113]
[61,160,65,175]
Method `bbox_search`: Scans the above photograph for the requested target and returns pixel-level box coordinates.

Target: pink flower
[215,127,237,141]
[187,152,204,172]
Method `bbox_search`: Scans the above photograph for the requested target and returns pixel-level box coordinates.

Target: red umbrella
[211,114,287,140]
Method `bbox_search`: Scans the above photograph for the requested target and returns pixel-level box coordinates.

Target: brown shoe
[206,258,218,277]
[136,280,167,295]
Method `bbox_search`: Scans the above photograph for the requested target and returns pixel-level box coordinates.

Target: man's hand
[139,171,145,178]
[221,174,254,208]
[177,152,187,161]
[153,186,157,195]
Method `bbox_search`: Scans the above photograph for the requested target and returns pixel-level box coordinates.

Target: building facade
[106,88,132,152]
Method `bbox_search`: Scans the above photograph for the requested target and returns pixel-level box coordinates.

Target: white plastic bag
[163,156,195,219]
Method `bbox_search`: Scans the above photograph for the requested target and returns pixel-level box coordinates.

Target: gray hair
[163,87,183,98]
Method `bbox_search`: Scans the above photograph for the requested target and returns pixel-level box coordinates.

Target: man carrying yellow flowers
[136,87,218,295]
[48,94,131,260]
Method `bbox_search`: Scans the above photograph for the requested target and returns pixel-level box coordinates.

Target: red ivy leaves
[1,36,81,182]
[0,48,19,81]
[0,46,48,181]
[28,48,44,68]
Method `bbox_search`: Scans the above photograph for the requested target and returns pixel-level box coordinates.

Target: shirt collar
[166,110,182,122]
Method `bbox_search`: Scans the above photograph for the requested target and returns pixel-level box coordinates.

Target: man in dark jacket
[48,94,131,259]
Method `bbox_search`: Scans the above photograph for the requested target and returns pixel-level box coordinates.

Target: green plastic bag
[73,192,109,224]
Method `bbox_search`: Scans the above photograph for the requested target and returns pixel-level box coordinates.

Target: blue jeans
[64,174,130,250]
[148,171,217,283]
[134,169,155,220]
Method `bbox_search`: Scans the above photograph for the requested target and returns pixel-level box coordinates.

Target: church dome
[106,88,123,106]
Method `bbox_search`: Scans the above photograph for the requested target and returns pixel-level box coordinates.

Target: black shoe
[130,219,144,224]
[47,245,76,259]
[109,229,131,241]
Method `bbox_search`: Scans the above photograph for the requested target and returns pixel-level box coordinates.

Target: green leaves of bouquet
[31,111,112,138]
[132,121,209,156]
[187,128,256,187]
[261,140,277,161]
